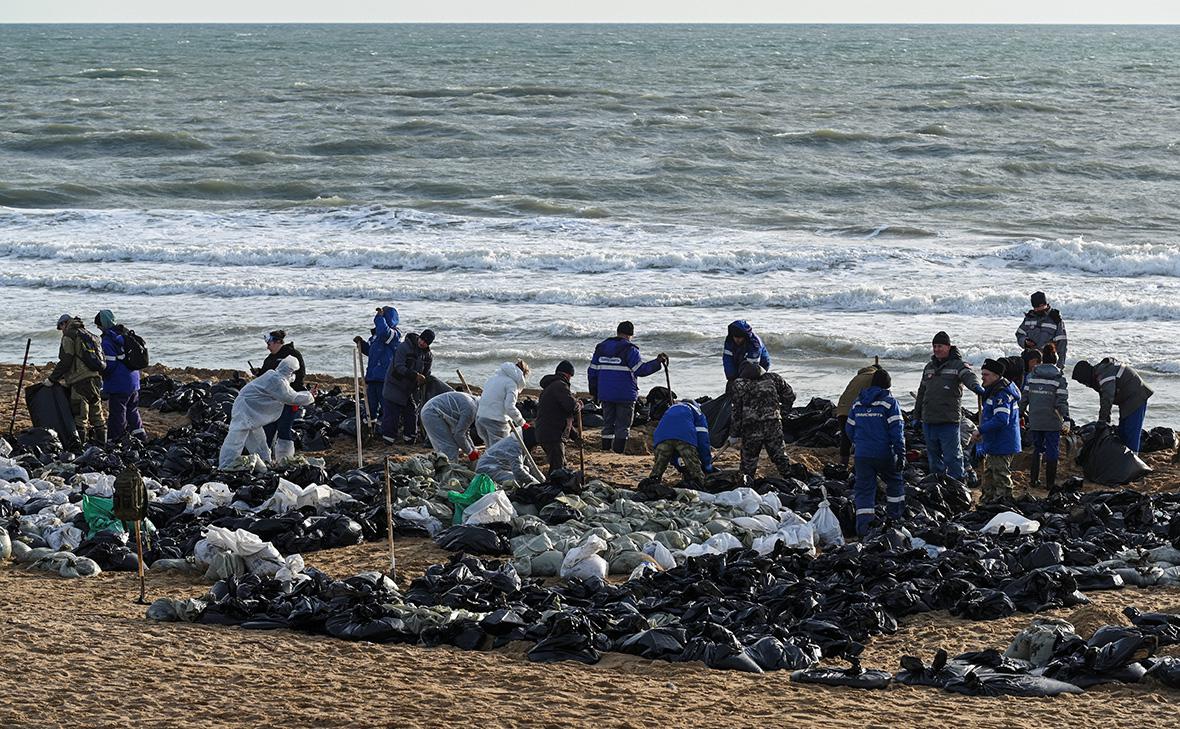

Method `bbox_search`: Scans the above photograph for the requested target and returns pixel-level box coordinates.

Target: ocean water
[1,24,1178,424]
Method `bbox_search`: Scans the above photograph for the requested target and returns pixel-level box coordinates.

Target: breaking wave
[997,237,1180,278]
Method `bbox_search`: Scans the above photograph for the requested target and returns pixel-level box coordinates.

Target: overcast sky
[2,1,1178,24]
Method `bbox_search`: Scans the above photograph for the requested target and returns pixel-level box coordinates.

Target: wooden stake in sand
[575,406,586,485]
[352,347,364,468]
[383,456,396,575]
[7,337,31,438]
[134,518,147,604]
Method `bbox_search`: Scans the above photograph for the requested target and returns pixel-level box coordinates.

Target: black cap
[932,331,951,346]
[616,321,634,336]
[1031,291,1047,308]
[871,368,891,389]
[556,360,574,376]
[982,359,1005,377]
[419,329,435,345]
[1072,360,1093,385]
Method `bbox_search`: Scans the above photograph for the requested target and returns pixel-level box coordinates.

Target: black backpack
[118,326,150,371]
[75,327,106,373]
[113,464,149,521]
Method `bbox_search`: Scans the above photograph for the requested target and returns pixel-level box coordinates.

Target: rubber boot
[1045,460,1058,493]
[89,427,107,446]
[601,438,611,451]
[1028,454,1041,490]
[612,437,627,455]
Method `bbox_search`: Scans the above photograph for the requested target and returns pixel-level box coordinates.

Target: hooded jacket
[420,391,478,454]
[913,346,982,425]
[99,326,140,395]
[844,385,905,460]
[1021,363,1069,432]
[1088,358,1153,423]
[534,373,577,442]
[722,320,771,381]
[836,364,880,419]
[50,317,102,387]
[653,401,714,473]
[478,362,527,426]
[587,336,662,403]
[361,308,401,383]
[230,357,315,432]
[1016,308,1068,366]
[261,342,306,392]
[978,378,1022,456]
[383,332,433,405]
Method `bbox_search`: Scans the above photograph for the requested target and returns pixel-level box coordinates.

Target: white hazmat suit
[420,391,478,463]
[476,362,527,447]
[218,357,314,468]
[475,432,539,486]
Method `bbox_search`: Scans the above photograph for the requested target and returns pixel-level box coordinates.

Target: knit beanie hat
[1031,291,1048,308]
[932,331,951,346]
[871,368,892,389]
[556,360,575,376]
[1072,360,1093,386]
[982,359,1006,377]
[419,329,436,345]
[616,321,634,336]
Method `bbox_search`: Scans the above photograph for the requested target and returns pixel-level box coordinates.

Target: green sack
[81,495,125,538]
[446,474,497,524]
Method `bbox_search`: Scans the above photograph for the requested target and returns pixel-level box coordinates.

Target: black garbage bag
[318,514,365,548]
[1077,423,1151,486]
[951,589,1017,621]
[896,649,961,688]
[679,639,764,673]
[1145,657,1180,688]
[699,394,732,448]
[791,659,891,689]
[23,383,79,452]
[745,635,821,671]
[618,627,687,660]
[75,532,139,571]
[15,426,65,456]
[527,613,602,664]
[1139,427,1177,454]
[944,669,1083,697]
[1124,607,1180,646]
[281,462,330,487]
[1086,626,1157,672]
[433,525,511,555]
[1001,568,1088,613]
[325,604,412,643]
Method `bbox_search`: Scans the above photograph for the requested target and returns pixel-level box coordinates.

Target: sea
[1,24,1178,425]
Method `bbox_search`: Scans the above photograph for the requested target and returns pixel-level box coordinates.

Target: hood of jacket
[539,373,567,390]
[1031,363,1062,379]
[738,362,764,380]
[856,385,891,405]
[498,361,526,387]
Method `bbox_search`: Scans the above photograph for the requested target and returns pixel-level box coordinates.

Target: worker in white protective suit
[475,431,539,486]
[218,357,316,468]
[420,391,479,463]
[476,360,529,448]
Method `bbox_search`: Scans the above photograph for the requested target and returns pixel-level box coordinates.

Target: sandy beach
[3,362,1180,728]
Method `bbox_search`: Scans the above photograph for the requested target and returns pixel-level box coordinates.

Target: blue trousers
[365,380,383,420]
[382,397,418,439]
[853,456,905,536]
[1117,403,1148,453]
[923,422,965,481]
[1031,430,1061,461]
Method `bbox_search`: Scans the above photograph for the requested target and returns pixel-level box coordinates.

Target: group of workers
[43,291,1158,536]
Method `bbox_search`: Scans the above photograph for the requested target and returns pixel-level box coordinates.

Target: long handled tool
[134,518,147,604]
[352,347,364,468]
[509,421,546,483]
[456,369,473,395]
[575,407,586,485]
[8,338,31,438]
[355,341,371,426]
[663,360,672,396]
[384,456,396,575]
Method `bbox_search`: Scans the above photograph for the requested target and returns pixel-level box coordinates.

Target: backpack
[113,464,149,521]
[119,326,150,371]
[75,327,106,373]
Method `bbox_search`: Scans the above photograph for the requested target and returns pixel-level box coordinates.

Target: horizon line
[1,20,1179,26]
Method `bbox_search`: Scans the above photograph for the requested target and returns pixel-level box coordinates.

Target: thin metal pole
[352,348,364,468]
[384,456,396,575]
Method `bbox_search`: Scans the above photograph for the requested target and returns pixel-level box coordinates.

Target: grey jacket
[1091,358,1153,423]
[383,333,433,405]
[913,347,982,425]
[1020,363,1069,431]
[1016,309,1068,366]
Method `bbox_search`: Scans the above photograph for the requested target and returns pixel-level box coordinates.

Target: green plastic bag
[82,495,125,538]
[446,474,497,524]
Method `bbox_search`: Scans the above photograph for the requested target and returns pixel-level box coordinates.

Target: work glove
[894,453,907,473]
[415,373,426,385]
[1061,420,1071,434]
[353,335,365,346]
[657,352,669,366]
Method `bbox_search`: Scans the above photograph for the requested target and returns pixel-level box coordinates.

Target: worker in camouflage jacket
[729,362,796,480]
